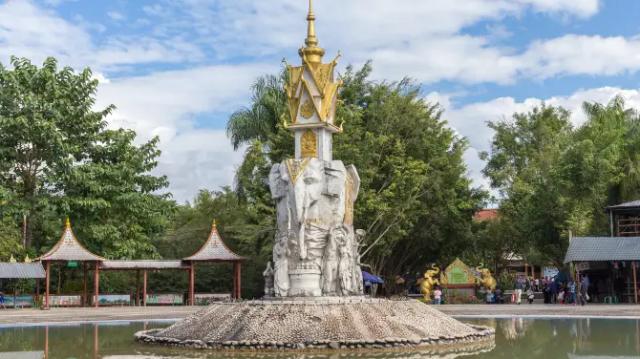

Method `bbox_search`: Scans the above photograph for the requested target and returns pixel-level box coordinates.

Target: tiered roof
[183,220,244,262]
[38,218,104,262]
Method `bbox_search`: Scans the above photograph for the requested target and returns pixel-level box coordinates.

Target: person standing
[514,277,525,304]
[433,286,442,305]
[568,280,576,305]
[0,291,5,309]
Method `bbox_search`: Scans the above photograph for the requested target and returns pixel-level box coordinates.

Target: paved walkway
[0,306,198,325]
[0,303,638,325]
[437,304,640,318]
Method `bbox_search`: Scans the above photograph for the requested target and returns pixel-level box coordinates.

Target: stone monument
[267,0,362,297]
[135,2,495,352]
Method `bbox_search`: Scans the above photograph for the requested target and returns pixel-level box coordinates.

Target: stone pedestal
[288,268,322,297]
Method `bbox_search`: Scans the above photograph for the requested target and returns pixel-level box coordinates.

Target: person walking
[579,275,590,306]
[0,291,5,309]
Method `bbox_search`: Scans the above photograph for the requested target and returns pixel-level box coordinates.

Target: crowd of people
[484,274,591,305]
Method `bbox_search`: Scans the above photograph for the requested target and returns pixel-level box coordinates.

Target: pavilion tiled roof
[183,220,244,262]
[564,236,640,263]
[101,260,187,270]
[605,200,640,211]
[0,262,46,279]
[37,218,104,262]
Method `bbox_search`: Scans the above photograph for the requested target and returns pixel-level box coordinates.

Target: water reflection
[468,318,640,358]
[0,318,638,358]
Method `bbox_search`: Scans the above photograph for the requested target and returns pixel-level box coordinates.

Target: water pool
[0,318,638,358]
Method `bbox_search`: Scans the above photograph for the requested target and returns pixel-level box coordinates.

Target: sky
[1,0,640,203]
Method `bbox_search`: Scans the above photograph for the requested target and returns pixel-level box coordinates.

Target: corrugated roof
[101,260,187,270]
[0,262,46,279]
[183,221,244,262]
[605,200,640,211]
[564,236,640,263]
[37,219,104,262]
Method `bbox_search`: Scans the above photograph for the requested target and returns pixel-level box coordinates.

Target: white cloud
[152,0,604,84]
[520,35,640,79]
[95,63,275,202]
[107,11,125,21]
[432,87,640,190]
[0,1,201,71]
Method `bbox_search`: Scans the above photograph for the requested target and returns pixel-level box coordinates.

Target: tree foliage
[483,97,640,266]
[0,57,173,259]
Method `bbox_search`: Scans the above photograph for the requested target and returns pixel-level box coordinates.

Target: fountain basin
[135,298,494,351]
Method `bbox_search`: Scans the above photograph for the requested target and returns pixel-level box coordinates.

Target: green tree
[0,216,22,261]
[483,97,640,266]
[0,57,173,258]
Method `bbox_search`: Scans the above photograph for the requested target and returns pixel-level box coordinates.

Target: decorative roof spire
[299,0,325,64]
[212,218,217,229]
[65,217,71,229]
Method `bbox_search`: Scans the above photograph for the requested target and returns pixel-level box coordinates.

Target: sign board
[66,261,78,268]
[443,258,475,286]
[542,266,559,279]
[194,293,231,305]
[145,294,183,305]
[93,294,131,306]
[3,295,35,308]
[49,295,81,307]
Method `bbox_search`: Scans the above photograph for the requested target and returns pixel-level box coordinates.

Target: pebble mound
[136,298,494,351]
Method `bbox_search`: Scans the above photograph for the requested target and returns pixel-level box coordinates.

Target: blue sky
[1,0,640,202]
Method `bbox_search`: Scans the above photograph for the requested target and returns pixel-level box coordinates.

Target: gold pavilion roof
[38,218,105,262]
[183,220,245,262]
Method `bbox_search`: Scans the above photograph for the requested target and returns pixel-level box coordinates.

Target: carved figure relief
[300,99,315,119]
[301,130,317,158]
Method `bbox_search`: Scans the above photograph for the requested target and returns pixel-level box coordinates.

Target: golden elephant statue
[476,266,497,291]
[419,264,440,301]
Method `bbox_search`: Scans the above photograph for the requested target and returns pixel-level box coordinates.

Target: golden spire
[212,218,217,229]
[299,0,325,64]
[65,217,71,229]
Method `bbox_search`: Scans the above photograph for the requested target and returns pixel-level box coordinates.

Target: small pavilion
[183,220,246,304]
[37,218,105,309]
[36,217,245,308]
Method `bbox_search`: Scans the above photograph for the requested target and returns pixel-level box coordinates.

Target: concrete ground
[0,303,638,325]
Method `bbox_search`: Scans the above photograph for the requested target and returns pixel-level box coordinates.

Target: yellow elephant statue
[476,266,497,291]
[419,264,440,301]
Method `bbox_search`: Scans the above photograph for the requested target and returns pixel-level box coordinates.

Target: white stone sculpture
[268,158,364,297]
[262,261,275,297]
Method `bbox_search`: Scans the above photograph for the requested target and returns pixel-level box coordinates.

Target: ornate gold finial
[212,218,217,229]
[24,254,32,263]
[9,254,17,263]
[299,0,325,64]
[65,217,71,229]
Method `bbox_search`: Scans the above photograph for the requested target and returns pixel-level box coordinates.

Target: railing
[617,217,640,236]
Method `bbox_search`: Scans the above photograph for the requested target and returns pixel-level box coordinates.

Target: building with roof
[564,200,640,304]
